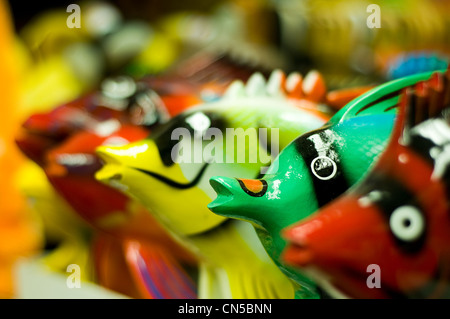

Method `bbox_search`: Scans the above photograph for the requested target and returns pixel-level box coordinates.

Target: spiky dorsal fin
[395,68,450,146]
[222,69,327,102]
[328,68,449,126]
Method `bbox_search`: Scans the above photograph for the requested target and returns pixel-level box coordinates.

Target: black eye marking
[389,205,425,243]
[310,156,337,180]
[128,89,166,127]
[152,111,226,166]
[357,173,427,254]
[294,127,350,207]
[237,179,268,197]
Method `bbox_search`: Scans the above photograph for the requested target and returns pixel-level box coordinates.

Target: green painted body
[95,71,334,299]
[208,70,447,298]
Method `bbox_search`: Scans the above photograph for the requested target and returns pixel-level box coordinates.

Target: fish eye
[389,205,425,242]
[101,76,136,100]
[185,112,211,135]
[310,156,337,180]
[129,92,159,126]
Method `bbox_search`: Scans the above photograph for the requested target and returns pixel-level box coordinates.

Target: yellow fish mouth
[95,164,129,192]
[95,145,128,190]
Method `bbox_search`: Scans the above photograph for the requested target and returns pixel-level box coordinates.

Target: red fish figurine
[283,70,450,299]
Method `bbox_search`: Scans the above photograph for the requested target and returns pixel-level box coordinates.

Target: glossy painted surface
[43,128,197,297]
[15,53,267,298]
[283,70,450,298]
[16,53,259,232]
[207,69,448,298]
[95,70,332,298]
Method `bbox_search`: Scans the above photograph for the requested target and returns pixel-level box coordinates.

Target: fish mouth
[131,163,210,190]
[97,143,210,190]
[95,164,129,192]
[45,151,102,177]
[207,177,235,213]
[283,243,405,299]
[283,245,361,299]
[15,129,60,164]
[282,241,361,299]
[283,243,314,267]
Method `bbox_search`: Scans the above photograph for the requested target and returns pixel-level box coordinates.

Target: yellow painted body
[16,162,93,282]
[97,140,227,236]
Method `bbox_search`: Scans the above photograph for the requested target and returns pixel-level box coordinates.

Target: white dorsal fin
[245,72,267,97]
[285,72,303,97]
[302,70,326,102]
[302,71,320,95]
[266,69,285,97]
[223,80,246,100]
[221,70,324,101]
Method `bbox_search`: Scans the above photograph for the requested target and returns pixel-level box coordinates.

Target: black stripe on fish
[294,126,350,207]
[439,165,450,201]
[151,111,227,166]
[405,260,450,298]
[190,217,234,238]
[408,134,439,166]
[407,116,450,199]
[384,103,400,113]
[134,163,209,189]
[356,172,427,254]
[355,89,402,116]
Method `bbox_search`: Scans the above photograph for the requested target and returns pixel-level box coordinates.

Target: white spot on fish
[398,153,409,164]
[268,180,281,200]
[431,144,450,180]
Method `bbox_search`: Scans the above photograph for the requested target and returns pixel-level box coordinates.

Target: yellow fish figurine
[95,71,332,298]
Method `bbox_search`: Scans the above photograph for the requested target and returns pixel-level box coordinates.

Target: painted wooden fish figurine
[15,50,271,168]
[207,69,449,298]
[16,75,202,298]
[385,51,448,80]
[15,54,270,298]
[95,70,334,299]
[283,71,450,298]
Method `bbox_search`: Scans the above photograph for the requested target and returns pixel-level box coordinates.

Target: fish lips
[207,177,235,214]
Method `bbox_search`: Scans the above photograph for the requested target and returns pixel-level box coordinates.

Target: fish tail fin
[124,240,197,299]
[223,264,295,299]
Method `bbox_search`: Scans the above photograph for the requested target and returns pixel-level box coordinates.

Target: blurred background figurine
[0,0,43,299]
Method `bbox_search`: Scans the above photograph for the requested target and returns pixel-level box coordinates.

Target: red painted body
[283,72,450,299]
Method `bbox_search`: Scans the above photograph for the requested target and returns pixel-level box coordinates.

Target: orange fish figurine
[0,0,43,298]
